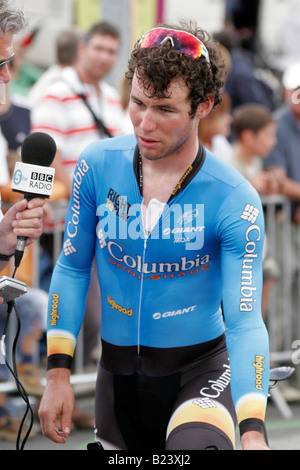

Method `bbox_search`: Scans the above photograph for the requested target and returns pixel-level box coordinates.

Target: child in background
[198,91,233,160]
[228,103,279,194]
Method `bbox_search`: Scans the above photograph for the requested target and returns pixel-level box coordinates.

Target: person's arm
[38,368,74,443]
[281,176,300,201]
[218,181,269,450]
[38,150,98,442]
[263,125,300,200]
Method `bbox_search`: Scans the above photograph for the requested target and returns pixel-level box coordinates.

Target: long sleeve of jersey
[46,135,269,435]
[217,184,269,433]
[47,154,98,370]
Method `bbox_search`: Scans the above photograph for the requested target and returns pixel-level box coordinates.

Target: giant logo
[152,304,197,320]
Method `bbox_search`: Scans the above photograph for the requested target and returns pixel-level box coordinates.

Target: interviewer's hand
[0,198,45,255]
[39,368,74,443]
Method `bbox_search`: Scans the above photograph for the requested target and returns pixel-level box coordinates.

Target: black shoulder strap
[60,76,113,138]
[77,93,112,138]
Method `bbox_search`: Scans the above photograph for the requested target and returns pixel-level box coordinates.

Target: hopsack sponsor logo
[107,295,133,316]
[253,355,265,391]
[50,294,60,326]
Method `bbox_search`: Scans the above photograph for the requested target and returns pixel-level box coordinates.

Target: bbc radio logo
[31,172,53,183]
[12,161,55,197]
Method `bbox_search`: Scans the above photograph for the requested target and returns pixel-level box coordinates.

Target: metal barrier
[261,195,300,366]
[1,197,300,417]
[260,195,300,419]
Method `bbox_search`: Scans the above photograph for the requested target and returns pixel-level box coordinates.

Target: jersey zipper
[137,236,147,356]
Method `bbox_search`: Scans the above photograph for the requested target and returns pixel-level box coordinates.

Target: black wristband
[0,252,14,261]
[239,418,268,441]
[47,353,73,371]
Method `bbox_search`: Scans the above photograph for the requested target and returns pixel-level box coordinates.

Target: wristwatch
[0,253,14,261]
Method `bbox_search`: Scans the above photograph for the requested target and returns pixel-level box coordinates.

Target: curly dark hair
[126,21,227,118]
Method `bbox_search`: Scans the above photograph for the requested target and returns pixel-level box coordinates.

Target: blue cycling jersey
[47,134,269,428]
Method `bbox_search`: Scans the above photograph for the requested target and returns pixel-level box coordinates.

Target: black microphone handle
[14,192,44,268]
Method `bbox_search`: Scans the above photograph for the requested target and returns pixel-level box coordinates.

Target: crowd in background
[1,0,300,441]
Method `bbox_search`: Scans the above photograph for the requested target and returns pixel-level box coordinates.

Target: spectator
[29,28,81,108]
[230,104,278,194]
[198,91,232,160]
[263,62,300,383]
[225,0,261,55]
[264,61,300,212]
[31,21,128,197]
[214,30,274,111]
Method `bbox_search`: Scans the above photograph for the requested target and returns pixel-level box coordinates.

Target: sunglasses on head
[138,27,210,62]
[0,53,15,72]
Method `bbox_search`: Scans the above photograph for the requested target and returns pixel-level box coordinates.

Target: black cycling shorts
[94,334,237,450]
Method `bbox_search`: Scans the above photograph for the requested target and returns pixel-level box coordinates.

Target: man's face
[0,31,14,84]
[129,74,202,161]
[80,33,119,81]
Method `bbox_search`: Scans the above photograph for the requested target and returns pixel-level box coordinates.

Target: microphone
[11,132,57,267]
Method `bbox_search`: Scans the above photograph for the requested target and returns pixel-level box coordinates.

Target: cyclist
[39,21,270,450]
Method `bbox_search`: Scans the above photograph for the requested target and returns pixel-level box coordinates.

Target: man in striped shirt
[31,22,129,198]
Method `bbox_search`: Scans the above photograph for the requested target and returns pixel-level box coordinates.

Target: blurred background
[13,0,300,90]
